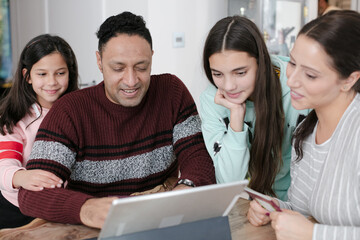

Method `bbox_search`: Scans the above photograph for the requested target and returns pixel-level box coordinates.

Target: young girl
[247,10,360,239]
[0,34,79,228]
[200,16,309,200]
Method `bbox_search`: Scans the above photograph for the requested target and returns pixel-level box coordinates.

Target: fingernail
[265,213,270,216]
[51,185,55,188]
[57,183,62,188]
[59,180,63,184]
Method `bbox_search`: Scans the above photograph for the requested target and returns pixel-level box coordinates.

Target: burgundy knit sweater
[18,74,215,224]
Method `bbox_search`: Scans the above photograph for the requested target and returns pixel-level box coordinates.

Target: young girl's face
[209,50,258,104]
[25,52,69,109]
[286,35,345,111]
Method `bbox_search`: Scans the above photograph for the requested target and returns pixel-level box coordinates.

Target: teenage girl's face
[209,50,257,104]
[286,35,347,111]
[25,52,69,109]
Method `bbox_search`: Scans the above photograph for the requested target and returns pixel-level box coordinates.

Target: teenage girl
[200,16,309,200]
[0,34,79,228]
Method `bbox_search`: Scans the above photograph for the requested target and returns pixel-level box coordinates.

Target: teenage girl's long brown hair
[203,16,284,196]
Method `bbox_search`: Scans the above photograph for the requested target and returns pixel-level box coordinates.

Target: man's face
[96,34,153,107]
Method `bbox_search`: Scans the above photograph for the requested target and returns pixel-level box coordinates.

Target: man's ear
[22,68,31,84]
[342,71,360,92]
[96,51,103,73]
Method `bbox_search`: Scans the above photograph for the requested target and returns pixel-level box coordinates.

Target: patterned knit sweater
[18,74,215,224]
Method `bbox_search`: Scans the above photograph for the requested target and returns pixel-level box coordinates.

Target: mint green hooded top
[199,55,310,200]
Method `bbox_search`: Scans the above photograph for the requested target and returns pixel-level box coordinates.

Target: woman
[200,16,309,200]
[247,10,360,239]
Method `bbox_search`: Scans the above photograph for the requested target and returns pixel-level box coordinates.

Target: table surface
[229,198,276,240]
[0,198,276,240]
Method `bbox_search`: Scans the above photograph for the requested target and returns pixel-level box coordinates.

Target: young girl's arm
[0,131,63,193]
[12,169,63,191]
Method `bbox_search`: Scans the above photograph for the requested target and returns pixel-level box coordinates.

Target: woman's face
[209,50,258,104]
[286,35,346,111]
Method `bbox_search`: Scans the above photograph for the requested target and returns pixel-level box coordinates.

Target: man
[318,0,341,16]
[18,11,215,229]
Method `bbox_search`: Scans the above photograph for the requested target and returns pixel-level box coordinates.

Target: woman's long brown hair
[292,10,360,161]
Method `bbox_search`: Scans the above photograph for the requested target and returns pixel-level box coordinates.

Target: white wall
[47,0,103,87]
[10,0,103,87]
[102,0,149,19]
[147,0,227,106]
[10,0,228,107]
[351,0,360,10]
[9,0,47,63]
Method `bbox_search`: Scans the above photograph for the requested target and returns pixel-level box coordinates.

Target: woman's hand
[13,169,63,191]
[247,199,271,226]
[270,209,314,240]
[214,89,246,132]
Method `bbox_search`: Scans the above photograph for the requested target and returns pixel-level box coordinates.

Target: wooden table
[0,198,276,240]
[229,198,276,240]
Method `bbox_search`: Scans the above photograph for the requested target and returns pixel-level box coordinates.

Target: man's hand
[173,184,193,191]
[80,197,118,229]
[270,209,314,240]
[12,169,63,191]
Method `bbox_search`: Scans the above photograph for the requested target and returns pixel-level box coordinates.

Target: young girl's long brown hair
[203,16,284,196]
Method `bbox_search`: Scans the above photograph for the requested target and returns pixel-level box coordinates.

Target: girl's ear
[342,71,360,92]
[22,68,31,84]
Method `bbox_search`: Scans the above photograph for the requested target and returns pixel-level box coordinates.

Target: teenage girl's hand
[214,89,246,132]
[247,199,272,226]
[12,169,63,191]
[270,209,314,240]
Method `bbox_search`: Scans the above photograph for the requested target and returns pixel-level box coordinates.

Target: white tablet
[98,180,248,239]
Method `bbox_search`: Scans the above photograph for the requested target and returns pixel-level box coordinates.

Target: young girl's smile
[25,52,69,109]
[209,50,257,104]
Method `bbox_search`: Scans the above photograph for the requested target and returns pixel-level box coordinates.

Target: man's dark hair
[96,11,152,54]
